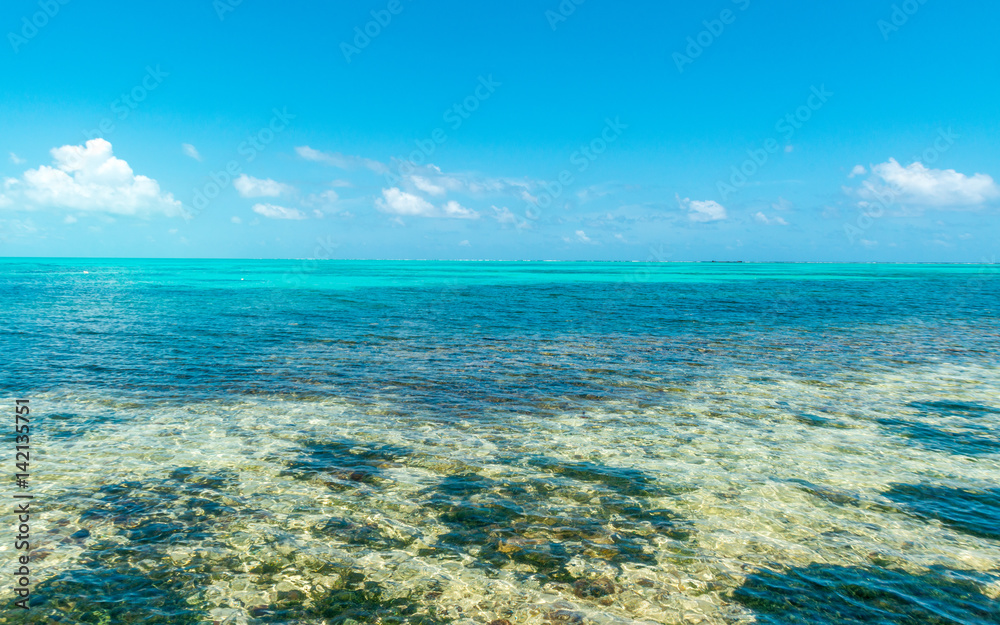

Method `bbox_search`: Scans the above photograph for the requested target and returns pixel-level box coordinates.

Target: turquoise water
[1,260,998,624]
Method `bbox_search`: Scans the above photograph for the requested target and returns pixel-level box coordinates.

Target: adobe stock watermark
[843,128,958,245]
[520,117,628,223]
[82,66,169,140]
[7,0,71,54]
[968,257,999,288]
[717,85,833,200]
[939,255,999,312]
[255,235,343,316]
[341,0,415,63]
[188,108,295,218]
[259,235,340,314]
[384,75,501,186]
[545,0,586,31]
[673,0,752,73]
[611,244,673,304]
[878,0,931,41]
[214,0,244,21]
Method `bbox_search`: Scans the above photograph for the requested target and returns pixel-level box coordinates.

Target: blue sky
[1,0,998,261]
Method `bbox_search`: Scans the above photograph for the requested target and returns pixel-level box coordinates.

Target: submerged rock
[733,563,1000,624]
[529,457,663,496]
[546,609,585,623]
[882,483,1000,540]
[573,577,616,598]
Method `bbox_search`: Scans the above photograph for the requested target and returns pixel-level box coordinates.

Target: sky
[1,0,998,261]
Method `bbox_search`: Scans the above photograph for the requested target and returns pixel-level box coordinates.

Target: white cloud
[753,211,788,226]
[392,162,538,204]
[490,205,529,229]
[677,195,727,222]
[182,143,202,161]
[234,174,294,198]
[376,188,434,216]
[492,205,518,224]
[9,152,25,165]
[303,189,339,209]
[0,218,37,239]
[441,200,477,219]
[575,230,591,243]
[577,184,617,204]
[410,175,447,196]
[376,188,478,219]
[312,210,324,219]
[459,240,471,247]
[251,203,307,220]
[63,214,77,224]
[231,216,242,224]
[849,165,867,178]
[296,146,387,174]
[9,139,184,217]
[330,179,352,188]
[772,197,793,211]
[856,158,999,207]
[305,154,542,210]
[0,193,10,208]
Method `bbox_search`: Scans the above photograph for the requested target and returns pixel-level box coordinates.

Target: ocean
[1,259,998,624]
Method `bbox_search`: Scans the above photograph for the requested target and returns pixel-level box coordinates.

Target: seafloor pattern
[1,260,998,624]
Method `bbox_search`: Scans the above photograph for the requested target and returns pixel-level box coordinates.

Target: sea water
[0,260,998,624]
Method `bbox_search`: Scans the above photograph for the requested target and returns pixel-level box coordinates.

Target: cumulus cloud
[575,230,591,243]
[441,200,477,219]
[849,165,866,178]
[251,203,307,220]
[296,146,387,174]
[6,139,184,217]
[376,188,478,219]
[376,188,434,216]
[677,195,727,222]
[234,174,294,198]
[855,158,999,207]
[182,143,202,161]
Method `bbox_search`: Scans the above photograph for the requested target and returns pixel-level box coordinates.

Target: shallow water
[1,260,999,624]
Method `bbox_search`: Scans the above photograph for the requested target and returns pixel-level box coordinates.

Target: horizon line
[0,257,995,265]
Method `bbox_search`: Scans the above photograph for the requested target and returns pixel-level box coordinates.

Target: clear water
[1,260,998,624]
